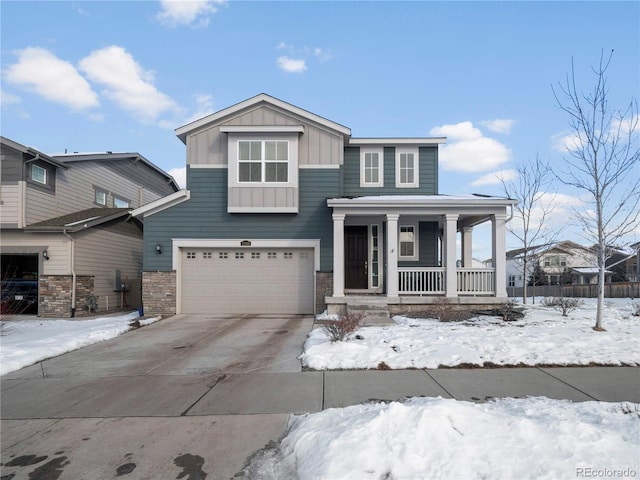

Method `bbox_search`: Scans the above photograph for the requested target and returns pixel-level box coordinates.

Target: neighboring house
[606,244,640,282]
[132,93,517,317]
[0,137,179,317]
[506,241,614,287]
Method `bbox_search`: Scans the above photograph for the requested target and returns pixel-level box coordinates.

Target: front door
[345,226,368,289]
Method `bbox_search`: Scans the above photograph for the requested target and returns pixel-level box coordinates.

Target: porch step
[347,303,392,326]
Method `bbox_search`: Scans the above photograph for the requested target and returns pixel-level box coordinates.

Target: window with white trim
[95,189,107,206]
[114,196,130,208]
[399,225,418,260]
[238,140,288,183]
[31,165,47,184]
[396,148,419,187]
[360,148,383,187]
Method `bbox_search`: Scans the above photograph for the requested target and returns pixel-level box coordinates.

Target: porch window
[360,148,383,187]
[399,225,418,260]
[371,224,380,287]
[396,148,419,187]
[238,140,289,183]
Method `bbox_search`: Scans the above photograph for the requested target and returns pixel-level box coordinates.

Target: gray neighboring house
[132,93,517,317]
[0,137,179,317]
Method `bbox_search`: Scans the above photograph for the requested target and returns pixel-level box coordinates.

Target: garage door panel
[181,248,314,314]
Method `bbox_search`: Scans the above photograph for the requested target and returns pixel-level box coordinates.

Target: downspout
[63,229,77,317]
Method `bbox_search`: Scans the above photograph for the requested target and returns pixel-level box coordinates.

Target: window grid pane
[32,165,46,184]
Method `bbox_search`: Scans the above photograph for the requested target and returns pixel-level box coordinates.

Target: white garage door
[181,247,315,314]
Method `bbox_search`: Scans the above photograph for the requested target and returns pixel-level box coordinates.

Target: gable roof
[25,208,136,233]
[53,152,180,191]
[175,93,352,143]
[1,136,67,169]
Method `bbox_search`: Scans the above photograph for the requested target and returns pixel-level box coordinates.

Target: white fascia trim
[299,164,340,169]
[227,206,299,213]
[350,137,446,145]
[219,125,304,133]
[176,93,351,138]
[131,189,190,218]
[172,238,321,271]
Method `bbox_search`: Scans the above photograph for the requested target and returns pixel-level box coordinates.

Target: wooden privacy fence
[508,282,640,299]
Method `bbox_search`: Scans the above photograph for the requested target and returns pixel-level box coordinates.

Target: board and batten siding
[74,223,143,309]
[143,167,339,272]
[342,146,438,196]
[186,105,344,168]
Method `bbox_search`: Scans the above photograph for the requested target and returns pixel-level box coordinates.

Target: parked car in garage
[1,279,38,315]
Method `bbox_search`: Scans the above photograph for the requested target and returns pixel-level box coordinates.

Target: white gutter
[63,229,77,317]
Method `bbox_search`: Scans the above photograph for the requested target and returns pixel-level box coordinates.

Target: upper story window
[238,140,288,183]
[113,196,130,208]
[396,148,419,188]
[360,148,383,187]
[31,165,47,184]
[544,255,567,267]
[95,188,107,206]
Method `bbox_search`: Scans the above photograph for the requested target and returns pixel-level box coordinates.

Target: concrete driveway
[1,314,315,480]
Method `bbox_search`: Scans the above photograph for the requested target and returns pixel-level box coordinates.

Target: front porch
[325,195,517,315]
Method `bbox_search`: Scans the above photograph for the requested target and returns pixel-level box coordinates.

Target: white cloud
[0,88,21,106]
[79,46,178,124]
[156,0,225,28]
[314,48,332,62]
[182,93,215,125]
[430,121,512,172]
[480,119,515,134]
[471,169,517,186]
[4,47,99,111]
[277,56,307,74]
[168,167,187,188]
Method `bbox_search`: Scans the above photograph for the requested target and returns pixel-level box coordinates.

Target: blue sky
[2,1,639,256]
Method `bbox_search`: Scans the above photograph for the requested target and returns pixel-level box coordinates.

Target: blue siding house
[132,94,516,317]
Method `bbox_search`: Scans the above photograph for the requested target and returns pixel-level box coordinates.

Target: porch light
[42,250,49,260]
[156,243,162,254]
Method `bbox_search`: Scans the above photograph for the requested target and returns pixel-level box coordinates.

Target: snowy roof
[571,267,613,274]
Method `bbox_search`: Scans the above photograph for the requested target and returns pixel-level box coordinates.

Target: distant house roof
[53,152,180,192]
[25,208,136,233]
[0,136,67,169]
[571,267,613,275]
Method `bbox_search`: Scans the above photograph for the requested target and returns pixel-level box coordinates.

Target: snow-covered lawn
[0,311,159,376]
[247,396,640,479]
[301,298,640,370]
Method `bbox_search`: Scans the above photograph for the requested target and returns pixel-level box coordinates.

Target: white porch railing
[398,267,445,294]
[457,268,495,294]
[398,267,495,295]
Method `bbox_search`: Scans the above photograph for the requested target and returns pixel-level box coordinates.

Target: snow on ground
[301,298,640,370]
[246,396,640,480]
[0,312,160,376]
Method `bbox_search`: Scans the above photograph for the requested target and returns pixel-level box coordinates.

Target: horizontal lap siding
[343,146,438,196]
[144,168,339,271]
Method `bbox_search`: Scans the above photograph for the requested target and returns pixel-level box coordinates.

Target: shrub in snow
[632,302,640,317]
[498,299,524,321]
[320,311,364,342]
[544,297,584,317]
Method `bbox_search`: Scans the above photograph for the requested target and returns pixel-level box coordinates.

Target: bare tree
[553,50,640,330]
[501,155,557,304]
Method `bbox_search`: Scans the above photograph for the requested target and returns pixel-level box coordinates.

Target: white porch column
[444,213,459,297]
[386,214,399,297]
[332,213,345,297]
[461,226,473,267]
[492,213,508,298]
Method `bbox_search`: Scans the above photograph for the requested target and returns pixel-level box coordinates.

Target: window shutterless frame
[238,140,289,183]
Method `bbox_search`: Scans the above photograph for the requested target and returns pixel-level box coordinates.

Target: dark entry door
[345,226,368,289]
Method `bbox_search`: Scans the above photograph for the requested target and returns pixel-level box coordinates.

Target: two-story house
[0,137,179,317]
[132,94,517,317]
